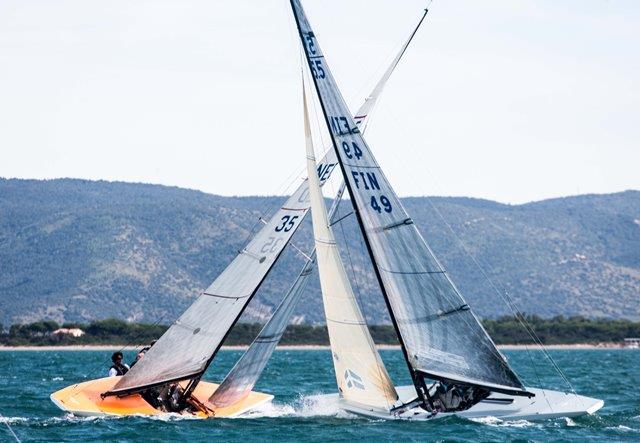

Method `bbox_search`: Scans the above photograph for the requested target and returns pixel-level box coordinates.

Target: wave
[238,393,353,419]
[146,413,201,422]
[0,416,29,425]
[470,416,535,428]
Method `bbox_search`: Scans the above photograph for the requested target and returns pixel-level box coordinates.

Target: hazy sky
[1,0,638,204]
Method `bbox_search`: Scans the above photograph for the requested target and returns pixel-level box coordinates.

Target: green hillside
[0,178,638,325]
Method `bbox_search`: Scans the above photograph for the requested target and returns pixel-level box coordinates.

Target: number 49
[370,195,392,213]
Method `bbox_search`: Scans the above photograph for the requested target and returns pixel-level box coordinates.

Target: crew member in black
[108,351,130,377]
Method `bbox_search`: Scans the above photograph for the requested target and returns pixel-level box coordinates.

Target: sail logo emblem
[344,369,365,390]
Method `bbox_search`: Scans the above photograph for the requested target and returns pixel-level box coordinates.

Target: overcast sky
[1,0,638,204]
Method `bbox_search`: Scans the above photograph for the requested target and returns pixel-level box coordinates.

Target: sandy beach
[0,343,630,351]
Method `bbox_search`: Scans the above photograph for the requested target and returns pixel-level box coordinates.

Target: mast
[289,0,429,404]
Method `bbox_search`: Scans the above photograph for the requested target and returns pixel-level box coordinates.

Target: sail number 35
[275,215,299,232]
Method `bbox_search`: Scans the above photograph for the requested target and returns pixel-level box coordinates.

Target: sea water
[0,349,638,442]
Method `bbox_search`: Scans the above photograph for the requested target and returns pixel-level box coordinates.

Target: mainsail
[105,4,427,397]
[290,0,529,399]
[304,83,398,410]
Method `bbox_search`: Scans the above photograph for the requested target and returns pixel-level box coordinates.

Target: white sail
[304,83,398,410]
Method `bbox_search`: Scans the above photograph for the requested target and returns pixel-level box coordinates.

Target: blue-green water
[1,349,638,442]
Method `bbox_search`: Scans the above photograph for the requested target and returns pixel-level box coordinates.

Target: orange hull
[50,377,273,418]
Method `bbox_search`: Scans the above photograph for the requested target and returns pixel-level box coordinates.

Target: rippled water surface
[0,349,638,442]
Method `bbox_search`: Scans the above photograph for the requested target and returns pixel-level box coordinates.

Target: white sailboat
[293,0,604,421]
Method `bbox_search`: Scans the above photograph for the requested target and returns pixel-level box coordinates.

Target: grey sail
[209,19,426,405]
[209,185,345,407]
[290,0,528,397]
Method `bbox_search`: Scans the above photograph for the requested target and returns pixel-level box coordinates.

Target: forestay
[304,84,398,410]
[290,0,528,395]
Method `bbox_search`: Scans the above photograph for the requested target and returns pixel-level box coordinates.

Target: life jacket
[110,363,129,376]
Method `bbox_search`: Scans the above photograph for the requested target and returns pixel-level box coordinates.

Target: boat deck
[312,385,604,421]
[50,376,273,418]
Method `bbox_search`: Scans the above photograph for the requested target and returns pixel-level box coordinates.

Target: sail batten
[290,0,527,397]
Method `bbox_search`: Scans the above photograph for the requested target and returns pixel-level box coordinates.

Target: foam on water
[293,394,348,418]
[470,416,535,428]
[612,425,639,433]
[146,413,200,422]
[240,394,353,419]
[239,401,296,419]
[0,417,29,425]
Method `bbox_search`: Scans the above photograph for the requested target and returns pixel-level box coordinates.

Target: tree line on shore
[1,316,639,347]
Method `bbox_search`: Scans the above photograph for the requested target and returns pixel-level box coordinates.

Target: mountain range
[0,178,638,326]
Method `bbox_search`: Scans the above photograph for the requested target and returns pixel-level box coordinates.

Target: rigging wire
[374,102,576,395]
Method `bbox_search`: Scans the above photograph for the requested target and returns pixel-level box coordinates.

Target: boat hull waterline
[50,377,273,418]
[311,386,604,421]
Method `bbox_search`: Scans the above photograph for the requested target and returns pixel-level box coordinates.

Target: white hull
[312,385,604,421]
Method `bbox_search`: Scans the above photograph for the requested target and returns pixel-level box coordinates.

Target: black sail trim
[396,305,470,325]
[202,292,250,299]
